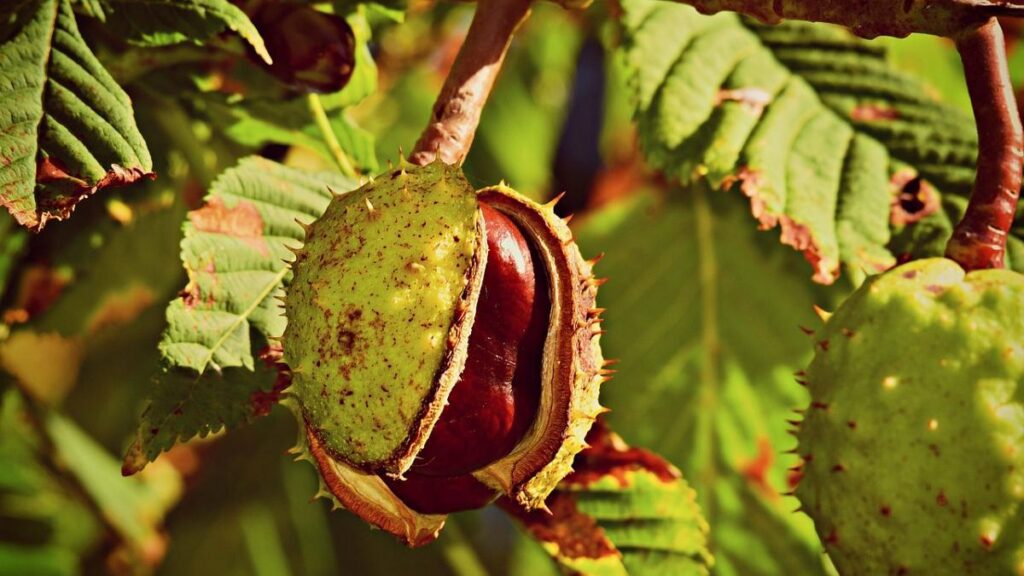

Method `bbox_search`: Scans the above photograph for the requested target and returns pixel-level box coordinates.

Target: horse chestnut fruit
[794,258,1024,574]
[247,1,355,93]
[284,161,606,545]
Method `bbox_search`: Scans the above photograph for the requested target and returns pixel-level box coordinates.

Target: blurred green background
[0,1,1019,575]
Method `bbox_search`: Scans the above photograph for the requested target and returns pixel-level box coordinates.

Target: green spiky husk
[795,258,1024,574]
[283,162,483,476]
[283,399,446,547]
[282,164,607,543]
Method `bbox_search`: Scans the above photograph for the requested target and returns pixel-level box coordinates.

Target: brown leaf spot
[715,87,773,115]
[850,104,900,122]
[500,494,620,561]
[890,170,939,226]
[564,420,681,488]
[725,167,837,284]
[180,261,218,310]
[36,156,88,187]
[30,158,156,231]
[780,215,836,284]
[188,198,269,255]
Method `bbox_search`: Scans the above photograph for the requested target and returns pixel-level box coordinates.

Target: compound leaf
[84,0,270,63]
[125,157,357,472]
[620,0,982,284]
[0,0,153,230]
[574,188,835,575]
[504,422,714,575]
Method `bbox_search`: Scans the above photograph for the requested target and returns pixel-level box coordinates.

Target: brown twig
[409,0,533,166]
[680,0,1024,38]
[945,18,1023,270]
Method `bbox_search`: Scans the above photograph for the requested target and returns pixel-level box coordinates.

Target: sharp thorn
[544,191,567,210]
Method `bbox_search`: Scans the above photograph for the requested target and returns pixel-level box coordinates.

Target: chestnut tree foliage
[0,0,1020,574]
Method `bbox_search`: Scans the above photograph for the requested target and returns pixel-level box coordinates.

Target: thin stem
[409,0,533,166]
[945,18,1023,270]
[307,93,359,178]
[692,182,719,535]
[436,515,488,576]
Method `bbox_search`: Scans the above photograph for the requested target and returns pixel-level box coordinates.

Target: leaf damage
[727,167,838,284]
[715,87,773,115]
[501,419,713,573]
[889,170,940,226]
[0,0,154,231]
[187,197,268,255]
[621,0,980,283]
[503,492,621,561]
[30,159,156,232]
[563,419,681,488]
[850,104,900,122]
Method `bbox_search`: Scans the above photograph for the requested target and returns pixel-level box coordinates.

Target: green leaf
[0,386,180,570]
[161,157,355,374]
[0,388,109,573]
[214,97,379,174]
[0,0,154,230]
[125,157,357,472]
[503,422,713,575]
[574,188,837,575]
[201,11,378,171]
[86,0,271,63]
[334,0,406,23]
[44,409,181,559]
[619,0,979,284]
[123,362,280,474]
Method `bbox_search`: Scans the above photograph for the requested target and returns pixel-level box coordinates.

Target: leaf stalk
[945,18,1023,270]
[308,93,359,178]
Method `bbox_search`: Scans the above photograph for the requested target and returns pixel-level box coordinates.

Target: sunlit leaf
[504,421,713,575]
[619,0,983,283]
[574,188,837,575]
[84,0,271,63]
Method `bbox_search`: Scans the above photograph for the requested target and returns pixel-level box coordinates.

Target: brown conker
[412,203,548,477]
[248,1,355,93]
[285,162,606,545]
